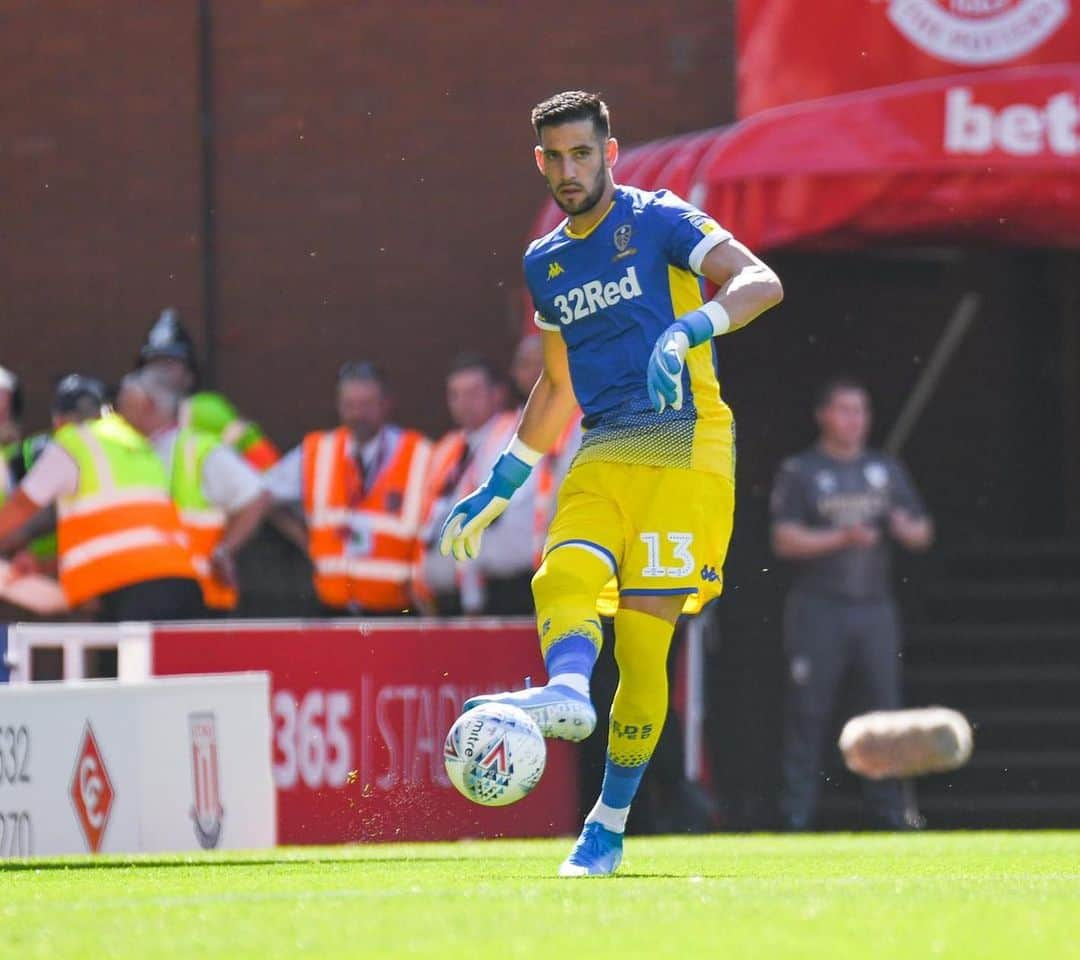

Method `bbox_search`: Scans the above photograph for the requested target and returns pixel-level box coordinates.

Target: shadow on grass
[0,854,532,873]
[614,872,733,880]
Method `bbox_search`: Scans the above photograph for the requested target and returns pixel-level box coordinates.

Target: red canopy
[531,64,1080,253]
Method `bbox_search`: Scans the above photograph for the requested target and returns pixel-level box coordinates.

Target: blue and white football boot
[558,822,624,877]
[462,684,596,742]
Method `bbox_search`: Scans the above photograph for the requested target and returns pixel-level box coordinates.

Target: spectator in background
[0,373,202,621]
[117,369,272,614]
[0,374,109,577]
[137,308,281,471]
[509,333,544,406]
[264,361,431,616]
[418,354,536,615]
[770,377,933,830]
[511,334,583,569]
[0,365,23,497]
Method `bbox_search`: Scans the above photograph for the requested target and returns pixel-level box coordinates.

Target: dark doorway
[706,246,1080,830]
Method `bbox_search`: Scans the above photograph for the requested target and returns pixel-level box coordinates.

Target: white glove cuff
[701,300,732,336]
[506,435,543,466]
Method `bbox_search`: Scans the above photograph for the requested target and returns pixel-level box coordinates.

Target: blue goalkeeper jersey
[524,185,735,477]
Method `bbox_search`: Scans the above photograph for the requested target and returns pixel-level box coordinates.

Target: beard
[551,165,608,216]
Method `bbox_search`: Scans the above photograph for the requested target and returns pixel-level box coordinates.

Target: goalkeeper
[441,91,782,876]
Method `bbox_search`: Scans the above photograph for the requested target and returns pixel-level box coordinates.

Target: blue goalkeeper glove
[439,448,534,561]
[646,308,719,414]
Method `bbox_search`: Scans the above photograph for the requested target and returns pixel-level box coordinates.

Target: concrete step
[903,623,1080,669]
[818,791,1080,830]
[924,581,1080,623]
[902,665,1079,712]
[945,540,1080,580]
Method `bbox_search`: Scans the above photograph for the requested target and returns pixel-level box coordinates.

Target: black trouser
[780,589,904,830]
[96,577,206,622]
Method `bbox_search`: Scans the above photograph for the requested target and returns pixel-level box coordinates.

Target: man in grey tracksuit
[770,378,933,830]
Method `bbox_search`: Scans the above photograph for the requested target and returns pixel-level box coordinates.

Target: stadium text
[0,724,32,857]
[945,87,1080,155]
[271,681,506,795]
[0,725,31,785]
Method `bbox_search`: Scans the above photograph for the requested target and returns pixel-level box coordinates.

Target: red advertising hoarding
[700,64,1080,250]
[738,0,1080,116]
[151,620,579,844]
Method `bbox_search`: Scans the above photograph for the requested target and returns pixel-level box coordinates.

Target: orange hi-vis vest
[418,411,521,532]
[302,426,431,612]
[420,430,467,530]
[53,414,196,607]
[411,411,520,607]
[171,428,236,611]
[410,428,466,607]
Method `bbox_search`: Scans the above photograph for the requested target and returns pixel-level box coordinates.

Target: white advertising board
[0,673,275,858]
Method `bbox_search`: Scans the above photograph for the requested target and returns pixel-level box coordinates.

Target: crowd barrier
[5,618,580,845]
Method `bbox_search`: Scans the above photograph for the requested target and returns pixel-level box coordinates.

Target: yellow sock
[607,608,674,767]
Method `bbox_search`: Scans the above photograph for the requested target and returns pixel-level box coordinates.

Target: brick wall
[1,1,204,417]
[2,0,736,443]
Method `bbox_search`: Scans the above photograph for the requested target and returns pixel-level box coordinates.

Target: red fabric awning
[531,64,1080,253]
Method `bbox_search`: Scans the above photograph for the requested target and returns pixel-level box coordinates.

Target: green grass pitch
[7,832,1079,959]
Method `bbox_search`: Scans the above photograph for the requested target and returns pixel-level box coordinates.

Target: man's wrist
[678,301,731,347]
[490,438,538,494]
[506,435,543,467]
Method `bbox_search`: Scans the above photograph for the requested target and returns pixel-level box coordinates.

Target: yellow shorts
[543,460,735,617]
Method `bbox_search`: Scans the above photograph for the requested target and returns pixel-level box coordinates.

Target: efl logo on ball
[69,722,114,853]
[885,0,1069,65]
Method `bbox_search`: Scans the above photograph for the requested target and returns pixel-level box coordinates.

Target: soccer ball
[443,703,546,806]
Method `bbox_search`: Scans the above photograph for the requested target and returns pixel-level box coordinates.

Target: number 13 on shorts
[639,532,695,578]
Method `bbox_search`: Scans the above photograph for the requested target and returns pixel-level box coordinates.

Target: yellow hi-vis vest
[53,414,195,606]
[171,428,236,611]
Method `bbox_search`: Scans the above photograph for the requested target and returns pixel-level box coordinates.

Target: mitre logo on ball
[884,0,1070,65]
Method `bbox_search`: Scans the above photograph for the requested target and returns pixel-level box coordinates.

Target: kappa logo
[700,564,721,583]
[547,261,565,280]
[551,265,643,325]
[70,722,114,853]
[479,737,510,776]
[189,712,225,850]
[884,0,1069,66]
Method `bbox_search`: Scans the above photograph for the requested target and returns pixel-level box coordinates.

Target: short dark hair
[531,90,610,141]
[815,376,869,411]
[338,360,387,391]
[448,352,498,384]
